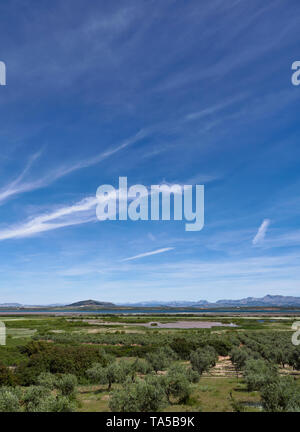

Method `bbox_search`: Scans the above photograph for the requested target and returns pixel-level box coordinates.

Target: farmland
[0,314,299,412]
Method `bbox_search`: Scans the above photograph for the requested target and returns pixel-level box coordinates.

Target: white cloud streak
[184,94,246,122]
[0,196,98,240]
[252,219,271,245]
[0,150,42,203]
[121,247,175,262]
[0,129,147,205]
[0,180,175,241]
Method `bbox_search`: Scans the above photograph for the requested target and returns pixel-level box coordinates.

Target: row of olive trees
[233,354,300,412]
[36,330,234,357]
[85,345,218,412]
[109,363,199,412]
[109,345,219,413]
[86,346,178,390]
[235,331,300,370]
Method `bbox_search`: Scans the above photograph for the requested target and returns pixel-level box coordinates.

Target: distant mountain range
[1,295,300,309]
[0,303,23,307]
[125,295,300,307]
[121,300,210,307]
[0,299,115,309]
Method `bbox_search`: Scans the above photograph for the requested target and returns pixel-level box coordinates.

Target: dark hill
[67,299,115,307]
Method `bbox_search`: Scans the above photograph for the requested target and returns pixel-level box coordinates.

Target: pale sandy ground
[82,320,237,329]
[204,356,300,378]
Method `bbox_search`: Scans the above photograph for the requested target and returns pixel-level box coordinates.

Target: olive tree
[0,387,21,412]
[36,372,58,390]
[261,376,300,412]
[146,347,177,373]
[230,347,249,379]
[109,375,166,412]
[190,346,218,376]
[86,362,127,390]
[56,374,77,397]
[162,364,191,404]
[243,359,278,391]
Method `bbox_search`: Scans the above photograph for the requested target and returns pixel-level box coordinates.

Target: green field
[0,314,299,412]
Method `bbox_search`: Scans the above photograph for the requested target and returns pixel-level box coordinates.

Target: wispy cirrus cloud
[121,247,175,262]
[0,150,43,203]
[252,219,271,245]
[0,129,147,205]
[0,179,189,241]
[184,94,246,122]
[0,196,98,241]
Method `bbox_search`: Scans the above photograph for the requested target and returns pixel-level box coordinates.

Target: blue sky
[0,0,300,304]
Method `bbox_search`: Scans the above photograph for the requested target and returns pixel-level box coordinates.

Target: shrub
[22,385,51,412]
[190,346,218,375]
[162,364,191,404]
[230,347,249,378]
[55,374,77,397]
[243,359,278,391]
[186,367,200,383]
[132,358,152,375]
[0,363,17,386]
[16,344,108,384]
[109,375,166,412]
[0,387,21,412]
[261,376,300,412]
[170,338,197,360]
[48,395,76,412]
[146,347,177,373]
[86,362,126,390]
[35,372,58,389]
